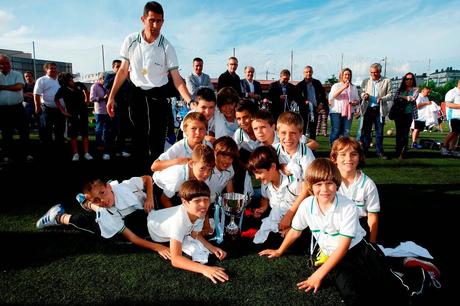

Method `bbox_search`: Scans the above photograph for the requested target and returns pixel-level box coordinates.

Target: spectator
[241,66,262,103]
[217,57,242,96]
[185,57,213,100]
[268,69,297,121]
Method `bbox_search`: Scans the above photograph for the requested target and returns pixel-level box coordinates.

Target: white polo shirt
[273,142,315,181]
[153,164,189,198]
[147,204,204,243]
[0,70,24,106]
[33,75,60,108]
[445,87,460,119]
[214,109,239,138]
[261,172,300,212]
[233,128,259,152]
[338,171,380,218]
[292,194,366,256]
[157,137,213,161]
[207,165,235,203]
[120,32,178,90]
[95,177,146,238]
[415,95,431,122]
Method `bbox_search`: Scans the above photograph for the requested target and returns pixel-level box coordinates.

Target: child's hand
[144,198,154,213]
[211,247,227,260]
[258,249,281,258]
[279,210,294,231]
[204,135,215,144]
[297,272,323,294]
[156,246,171,260]
[253,207,266,218]
[202,266,229,284]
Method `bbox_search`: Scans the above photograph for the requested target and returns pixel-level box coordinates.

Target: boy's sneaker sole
[36,204,65,229]
[403,257,440,279]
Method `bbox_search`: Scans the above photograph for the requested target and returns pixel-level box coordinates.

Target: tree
[419,80,456,103]
[324,74,338,85]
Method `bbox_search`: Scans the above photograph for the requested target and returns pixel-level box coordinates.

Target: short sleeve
[153,166,184,198]
[291,198,311,231]
[364,179,380,213]
[96,207,124,238]
[338,201,359,238]
[120,34,134,62]
[164,42,179,71]
[33,78,44,95]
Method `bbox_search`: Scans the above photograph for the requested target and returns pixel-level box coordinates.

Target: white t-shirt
[273,142,315,181]
[261,172,301,212]
[0,70,24,106]
[214,109,239,138]
[292,194,366,256]
[157,137,212,161]
[33,75,60,108]
[95,177,146,238]
[120,32,178,90]
[153,164,189,198]
[233,128,259,152]
[445,87,460,119]
[207,165,235,203]
[147,205,204,243]
[338,171,380,218]
[415,94,431,122]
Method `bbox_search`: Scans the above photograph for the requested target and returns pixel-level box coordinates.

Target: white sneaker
[440,147,452,156]
[72,153,80,161]
[452,151,460,157]
[102,153,110,160]
[36,204,65,229]
[26,155,34,162]
[84,153,94,160]
[121,151,131,158]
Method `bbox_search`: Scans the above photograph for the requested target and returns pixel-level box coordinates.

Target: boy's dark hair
[58,72,73,87]
[179,180,210,202]
[112,59,121,67]
[196,87,216,103]
[82,179,106,194]
[183,112,207,130]
[191,144,215,168]
[144,1,163,17]
[236,98,257,115]
[330,137,365,168]
[305,158,342,194]
[43,62,57,71]
[214,136,239,159]
[217,86,239,108]
[193,57,203,63]
[277,111,304,132]
[248,145,280,173]
[252,109,275,126]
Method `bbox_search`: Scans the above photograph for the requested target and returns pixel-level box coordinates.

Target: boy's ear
[188,160,194,167]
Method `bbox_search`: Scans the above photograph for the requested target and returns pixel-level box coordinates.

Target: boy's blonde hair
[305,158,342,194]
[213,136,239,159]
[179,180,210,202]
[277,111,304,132]
[191,144,215,168]
[183,112,207,130]
[330,137,365,168]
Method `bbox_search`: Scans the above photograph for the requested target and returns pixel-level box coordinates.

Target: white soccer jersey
[415,95,431,122]
[233,128,259,152]
[157,137,213,161]
[338,171,380,218]
[95,177,146,238]
[214,109,239,138]
[253,172,301,244]
[147,205,204,243]
[206,165,235,203]
[120,32,178,90]
[153,164,189,198]
[292,194,366,256]
[445,87,460,119]
[273,142,315,181]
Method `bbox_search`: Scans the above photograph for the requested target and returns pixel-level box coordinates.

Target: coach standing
[107,1,193,167]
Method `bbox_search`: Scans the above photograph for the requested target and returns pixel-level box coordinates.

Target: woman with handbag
[393,73,419,159]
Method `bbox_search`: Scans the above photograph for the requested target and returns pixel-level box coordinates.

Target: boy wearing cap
[36,175,170,260]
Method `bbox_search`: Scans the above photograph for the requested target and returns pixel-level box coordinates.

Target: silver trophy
[220,193,249,235]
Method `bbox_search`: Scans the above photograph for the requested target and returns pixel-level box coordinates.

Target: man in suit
[268,69,297,121]
[217,57,242,96]
[241,66,262,103]
[185,57,213,100]
[295,65,328,140]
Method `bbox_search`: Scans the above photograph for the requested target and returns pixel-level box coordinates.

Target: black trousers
[129,84,170,168]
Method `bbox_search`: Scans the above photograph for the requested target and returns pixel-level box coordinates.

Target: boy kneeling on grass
[147,180,229,284]
[259,158,409,305]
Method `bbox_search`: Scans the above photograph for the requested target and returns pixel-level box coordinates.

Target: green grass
[0,120,457,305]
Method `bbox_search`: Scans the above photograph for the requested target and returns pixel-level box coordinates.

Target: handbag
[389,98,406,120]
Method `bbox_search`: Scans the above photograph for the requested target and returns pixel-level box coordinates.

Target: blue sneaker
[412,143,423,149]
[36,204,65,229]
[76,193,91,211]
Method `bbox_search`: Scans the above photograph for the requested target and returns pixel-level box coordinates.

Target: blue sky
[1,0,459,83]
